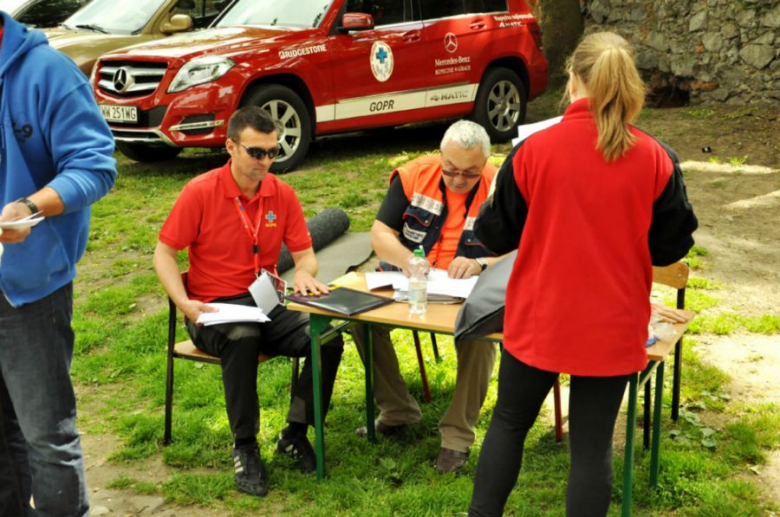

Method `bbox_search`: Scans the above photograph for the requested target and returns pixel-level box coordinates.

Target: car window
[343,0,419,26]
[172,0,218,29]
[16,0,87,28]
[216,0,334,29]
[419,0,465,20]
[63,0,169,34]
[464,0,508,13]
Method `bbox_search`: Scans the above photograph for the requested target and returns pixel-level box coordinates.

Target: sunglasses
[236,142,280,160]
[441,169,482,179]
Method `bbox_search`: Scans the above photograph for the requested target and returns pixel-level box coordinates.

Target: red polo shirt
[160,162,312,302]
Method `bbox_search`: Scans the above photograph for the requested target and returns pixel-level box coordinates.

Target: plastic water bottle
[408,248,429,316]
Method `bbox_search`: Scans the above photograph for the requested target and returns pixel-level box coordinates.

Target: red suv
[93,0,548,171]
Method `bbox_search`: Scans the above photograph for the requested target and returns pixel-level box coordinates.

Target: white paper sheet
[196,303,270,326]
[512,116,563,146]
[368,268,478,299]
[0,213,45,230]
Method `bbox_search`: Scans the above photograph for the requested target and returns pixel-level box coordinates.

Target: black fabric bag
[454,250,517,344]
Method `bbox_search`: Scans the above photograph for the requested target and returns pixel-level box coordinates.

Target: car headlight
[167,56,235,93]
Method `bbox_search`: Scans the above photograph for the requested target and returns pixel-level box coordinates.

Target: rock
[721,23,739,40]
[736,9,756,28]
[739,44,776,69]
[635,50,658,70]
[671,56,696,76]
[689,11,708,31]
[754,31,776,46]
[643,32,668,52]
[702,32,724,52]
[761,4,780,28]
[590,0,610,23]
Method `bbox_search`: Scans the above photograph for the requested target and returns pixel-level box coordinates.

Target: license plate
[100,104,138,123]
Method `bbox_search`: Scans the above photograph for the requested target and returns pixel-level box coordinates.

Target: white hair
[440,120,491,159]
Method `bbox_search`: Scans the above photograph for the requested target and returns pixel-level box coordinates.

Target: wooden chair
[551,261,690,444]
[163,275,299,445]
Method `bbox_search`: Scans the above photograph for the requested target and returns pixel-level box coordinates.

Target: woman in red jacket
[468,32,697,516]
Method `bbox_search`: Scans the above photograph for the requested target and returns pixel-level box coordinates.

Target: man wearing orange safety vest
[354,120,507,473]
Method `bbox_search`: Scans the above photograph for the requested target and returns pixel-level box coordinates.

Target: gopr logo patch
[370,41,394,83]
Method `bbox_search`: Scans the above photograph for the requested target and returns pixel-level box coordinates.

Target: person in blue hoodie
[0,11,116,516]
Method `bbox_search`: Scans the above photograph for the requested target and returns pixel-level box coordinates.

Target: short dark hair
[227,106,276,141]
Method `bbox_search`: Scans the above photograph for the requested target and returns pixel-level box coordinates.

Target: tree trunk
[532,0,585,88]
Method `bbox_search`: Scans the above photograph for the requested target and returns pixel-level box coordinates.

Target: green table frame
[302,303,690,517]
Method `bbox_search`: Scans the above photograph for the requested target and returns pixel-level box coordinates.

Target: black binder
[285,286,394,316]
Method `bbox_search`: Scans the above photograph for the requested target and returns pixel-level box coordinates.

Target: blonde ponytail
[568,32,646,162]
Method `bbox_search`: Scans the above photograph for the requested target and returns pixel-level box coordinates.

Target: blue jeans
[0,283,89,517]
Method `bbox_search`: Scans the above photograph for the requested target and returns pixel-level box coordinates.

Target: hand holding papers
[196,303,270,326]
[0,212,45,230]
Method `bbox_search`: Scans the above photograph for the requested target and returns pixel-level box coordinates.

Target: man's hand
[448,257,480,279]
[651,302,687,323]
[293,270,330,296]
[180,299,219,326]
[0,202,34,244]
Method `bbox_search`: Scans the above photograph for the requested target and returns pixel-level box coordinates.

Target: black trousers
[469,349,629,517]
[187,295,343,442]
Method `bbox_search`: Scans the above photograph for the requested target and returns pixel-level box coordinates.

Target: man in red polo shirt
[154,107,343,497]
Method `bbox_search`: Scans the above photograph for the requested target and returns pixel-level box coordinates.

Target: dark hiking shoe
[232,445,268,496]
[434,447,469,474]
[276,433,317,473]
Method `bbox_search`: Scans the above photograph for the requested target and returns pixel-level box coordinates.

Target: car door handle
[402,30,421,42]
[470,21,486,30]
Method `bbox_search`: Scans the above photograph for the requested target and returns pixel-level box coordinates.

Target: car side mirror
[161,14,193,34]
[337,13,374,33]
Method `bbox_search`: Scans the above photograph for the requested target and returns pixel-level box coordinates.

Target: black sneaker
[275,433,317,473]
[232,445,268,496]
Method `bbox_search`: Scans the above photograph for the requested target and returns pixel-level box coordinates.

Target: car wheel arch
[239,73,316,136]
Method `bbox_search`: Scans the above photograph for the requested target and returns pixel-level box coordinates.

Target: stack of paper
[365,269,478,300]
[196,303,270,326]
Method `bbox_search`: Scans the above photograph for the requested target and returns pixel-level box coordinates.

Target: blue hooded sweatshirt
[0,12,116,307]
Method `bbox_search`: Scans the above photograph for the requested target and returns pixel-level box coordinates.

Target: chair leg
[671,338,683,421]
[643,377,651,450]
[430,332,441,363]
[553,378,563,442]
[164,351,174,446]
[412,331,432,403]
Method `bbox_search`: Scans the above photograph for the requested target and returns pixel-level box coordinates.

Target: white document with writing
[196,303,271,326]
[512,116,562,146]
[366,269,478,299]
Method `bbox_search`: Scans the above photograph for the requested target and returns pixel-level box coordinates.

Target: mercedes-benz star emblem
[112,67,135,93]
[444,33,458,53]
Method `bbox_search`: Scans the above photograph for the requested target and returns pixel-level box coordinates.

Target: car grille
[98,61,168,98]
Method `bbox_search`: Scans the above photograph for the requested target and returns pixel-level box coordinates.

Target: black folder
[285,286,394,316]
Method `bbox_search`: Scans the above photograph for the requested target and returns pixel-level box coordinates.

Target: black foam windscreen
[276,208,351,273]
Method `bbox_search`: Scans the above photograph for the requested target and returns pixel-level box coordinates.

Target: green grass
[69,98,779,515]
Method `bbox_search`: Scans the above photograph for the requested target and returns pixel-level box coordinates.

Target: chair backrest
[652,262,689,310]
[652,262,689,290]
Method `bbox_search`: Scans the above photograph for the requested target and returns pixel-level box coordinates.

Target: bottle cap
[413,248,425,258]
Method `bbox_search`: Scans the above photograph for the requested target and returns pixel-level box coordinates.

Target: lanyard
[232,196,263,275]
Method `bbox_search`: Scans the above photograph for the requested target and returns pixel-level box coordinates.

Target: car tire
[241,84,312,173]
[472,67,527,143]
[115,142,183,162]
